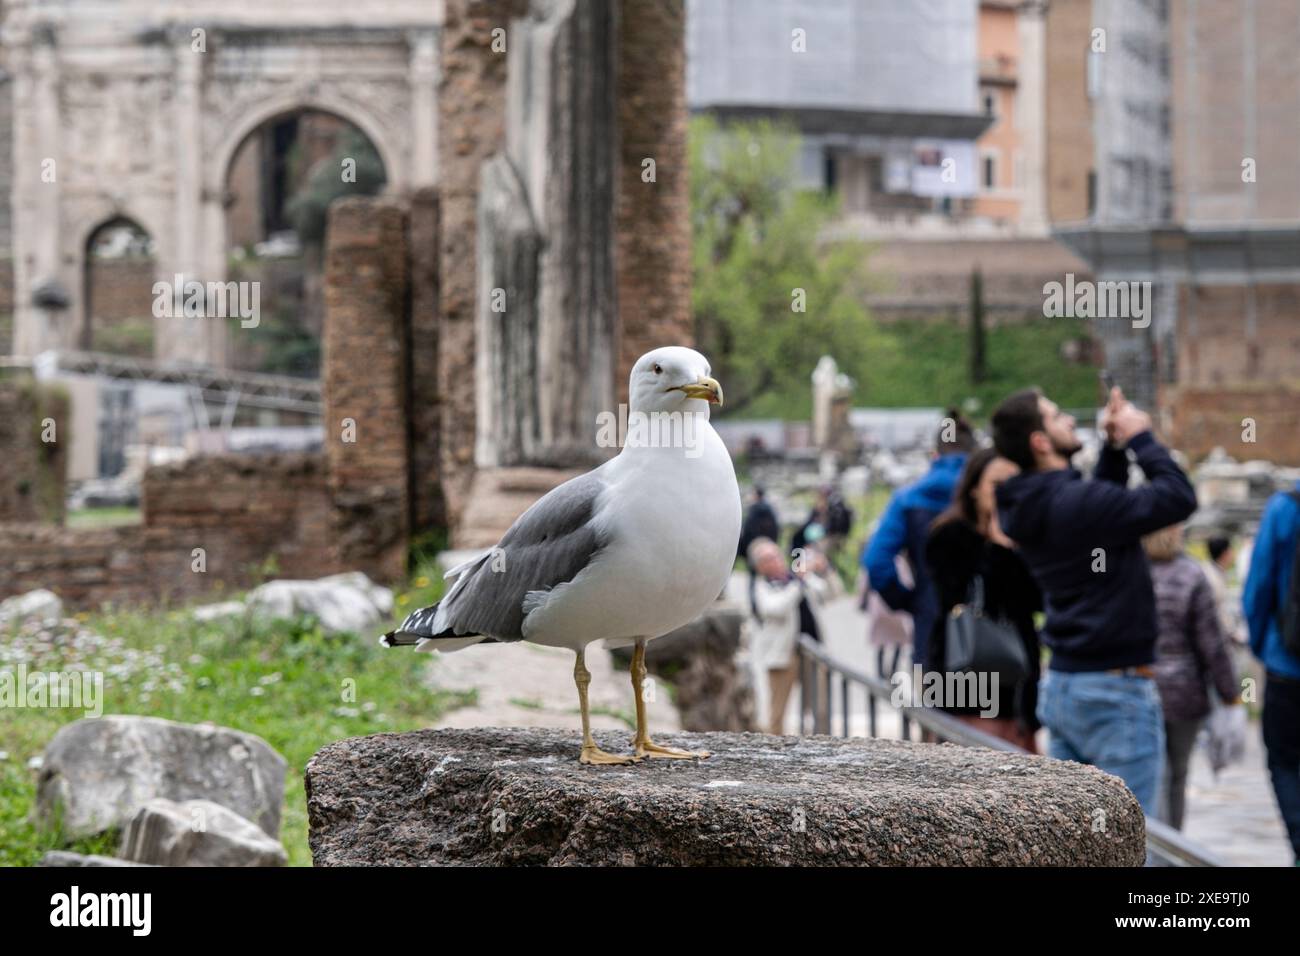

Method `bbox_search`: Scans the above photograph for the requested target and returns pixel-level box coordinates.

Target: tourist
[738,485,780,573]
[859,535,913,680]
[863,408,977,669]
[1143,524,1241,830]
[792,484,853,562]
[992,386,1197,816]
[1202,534,1248,645]
[746,536,833,735]
[1242,482,1300,865]
[925,447,1041,751]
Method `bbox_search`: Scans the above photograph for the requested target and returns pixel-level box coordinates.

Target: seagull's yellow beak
[677,375,724,406]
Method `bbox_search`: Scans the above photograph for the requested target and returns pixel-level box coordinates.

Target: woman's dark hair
[1207,534,1231,564]
[936,406,978,455]
[991,388,1044,471]
[932,446,1000,533]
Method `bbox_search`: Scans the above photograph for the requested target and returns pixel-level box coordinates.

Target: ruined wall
[1176,283,1300,389]
[0,453,336,608]
[1167,386,1300,466]
[1166,281,1300,466]
[86,258,156,324]
[323,198,411,583]
[1,196,426,609]
[615,0,692,403]
[142,453,337,582]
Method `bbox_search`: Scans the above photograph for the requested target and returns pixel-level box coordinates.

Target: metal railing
[32,349,323,415]
[796,635,1224,867]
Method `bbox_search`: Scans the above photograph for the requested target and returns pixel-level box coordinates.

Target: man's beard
[1053,434,1083,459]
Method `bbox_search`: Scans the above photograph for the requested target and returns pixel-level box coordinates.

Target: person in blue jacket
[1243,484,1300,865]
[863,409,976,667]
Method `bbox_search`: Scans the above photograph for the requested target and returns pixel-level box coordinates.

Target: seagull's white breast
[520,420,741,650]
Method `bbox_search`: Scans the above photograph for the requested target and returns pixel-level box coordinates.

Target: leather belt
[1106,664,1155,679]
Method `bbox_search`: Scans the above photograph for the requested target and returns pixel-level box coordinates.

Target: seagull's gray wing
[382,470,609,645]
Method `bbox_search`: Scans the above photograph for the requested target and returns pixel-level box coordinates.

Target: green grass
[66,506,142,529]
[735,316,1099,421]
[586,705,636,730]
[0,560,469,867]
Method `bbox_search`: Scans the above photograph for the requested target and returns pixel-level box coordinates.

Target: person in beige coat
[746,537,833,734]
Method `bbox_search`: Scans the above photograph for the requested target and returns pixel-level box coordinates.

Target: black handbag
[944,574,1031,686]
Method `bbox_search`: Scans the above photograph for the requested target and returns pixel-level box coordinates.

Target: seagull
[382,347,742,765]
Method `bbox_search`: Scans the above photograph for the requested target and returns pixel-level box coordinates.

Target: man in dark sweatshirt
[992,387,1197,815]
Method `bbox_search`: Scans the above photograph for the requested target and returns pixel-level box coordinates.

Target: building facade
[1049,0,1300,460]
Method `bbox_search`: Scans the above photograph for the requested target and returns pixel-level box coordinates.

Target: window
[1087,49,1103,100]
[982,90,997,118]
[983,154,997,190]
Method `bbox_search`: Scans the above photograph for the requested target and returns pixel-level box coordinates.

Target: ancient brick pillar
[437,0,528,528]
[615,0,692,404]
[322,197,411,583]
[408,187,445,534]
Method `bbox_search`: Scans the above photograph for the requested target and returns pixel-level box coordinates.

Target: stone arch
[206,93,404,207]
[80,214,159,354]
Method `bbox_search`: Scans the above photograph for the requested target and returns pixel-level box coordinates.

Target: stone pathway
[1184,727,1292,867]
[424,639,680,736]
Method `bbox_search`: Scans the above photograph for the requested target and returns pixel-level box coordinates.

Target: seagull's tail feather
[379,600,492,654]
[379,631,419,647]
[415,635,487,653]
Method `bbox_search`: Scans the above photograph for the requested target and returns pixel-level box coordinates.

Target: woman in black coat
[924,447,1042,751]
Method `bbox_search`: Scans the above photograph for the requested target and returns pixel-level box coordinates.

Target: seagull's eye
[652,364,662,375]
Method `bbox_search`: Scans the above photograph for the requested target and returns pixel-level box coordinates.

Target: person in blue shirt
[863,409,976,667]
[1243,483,1300,864]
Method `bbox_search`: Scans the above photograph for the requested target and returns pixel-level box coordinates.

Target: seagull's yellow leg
[631,639,711,760]
[575,648,641,765]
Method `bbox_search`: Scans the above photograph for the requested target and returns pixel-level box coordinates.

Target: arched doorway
[222,109,388,377]
[82,218,157,357]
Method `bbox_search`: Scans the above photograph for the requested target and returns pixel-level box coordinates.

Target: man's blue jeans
[1037,670,1165,817]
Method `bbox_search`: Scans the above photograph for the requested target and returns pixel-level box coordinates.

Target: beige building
[972,0,1047,230]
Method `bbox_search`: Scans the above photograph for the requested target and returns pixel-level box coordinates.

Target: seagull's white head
[629,347,723,416]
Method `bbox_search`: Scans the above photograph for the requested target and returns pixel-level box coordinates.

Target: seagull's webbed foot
[580,743,644,766]
[633,737,711,760]
[628,638,712,760]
